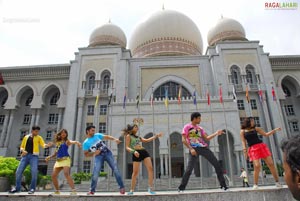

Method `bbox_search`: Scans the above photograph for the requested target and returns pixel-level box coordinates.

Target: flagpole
[257,83,265,185]
[271,82,286,161]
[193,84,203,188]
[207,84,218,187]
[151,86,157,189]
[107,88,112,191]
[122,87,127,181]
[260,83,279,178]
[220,83,234,186]
[137,87,141,191]
[165,86,172,189]
[270,82,284,163]
[179,86,187,171]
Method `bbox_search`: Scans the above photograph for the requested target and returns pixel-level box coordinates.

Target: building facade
[0,9,299,179]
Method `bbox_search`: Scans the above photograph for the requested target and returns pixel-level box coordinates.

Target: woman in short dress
[240,117,282,189]
[123,124,163,195]
[46,129,81,195]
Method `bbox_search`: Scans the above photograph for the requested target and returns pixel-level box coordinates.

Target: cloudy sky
[0,0,299,67]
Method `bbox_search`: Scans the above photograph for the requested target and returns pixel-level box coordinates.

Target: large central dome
[129,9,203,58]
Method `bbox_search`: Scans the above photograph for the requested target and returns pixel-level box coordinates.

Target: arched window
[101,71,111,92]
[1,94,7,107]
[25,94,33,106]
[282,84,291,97]
[50,92,60,105]
[153,81,191,99]
[230,66,241,85]
[103,75,110,90]
[245,65,257,84]
[87,75,95,91]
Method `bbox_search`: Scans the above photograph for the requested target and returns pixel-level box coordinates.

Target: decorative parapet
[270,56,300,66]
[0,64,70,80]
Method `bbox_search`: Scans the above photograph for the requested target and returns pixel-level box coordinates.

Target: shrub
[39,175,51,189]
[72,172,92,184]
[0,157,30,185]
[262,163,284,176]
[99,172,107,177]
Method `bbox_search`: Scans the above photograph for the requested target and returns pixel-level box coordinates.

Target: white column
[29,109,37,133]
[160,154,164,176]
[0,112,10,147]
[241,151,247,169]
[4,110,15,147]
[35,109,41,126]
[57,108,63,131]
[236,151,241,170]
[73,98,84,172]
[164,154,169,176]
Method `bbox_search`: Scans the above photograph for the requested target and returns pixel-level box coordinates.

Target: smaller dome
[207,17,247,46]
[89,23,127,48]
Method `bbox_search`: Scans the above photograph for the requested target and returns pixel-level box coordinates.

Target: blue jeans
[15,154,38,191]
[90,150,124,192]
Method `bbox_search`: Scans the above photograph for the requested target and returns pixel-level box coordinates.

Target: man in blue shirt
[83,125,125,195]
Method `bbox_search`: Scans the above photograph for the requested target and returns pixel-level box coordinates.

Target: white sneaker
[275,182,283,188]
[252,185,259,190]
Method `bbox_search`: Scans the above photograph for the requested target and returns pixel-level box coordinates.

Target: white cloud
[0,0,299,67]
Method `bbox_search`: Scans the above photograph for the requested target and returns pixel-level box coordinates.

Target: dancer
[83,125,125,195]
[240,168,249,187]
[45,129,81,195]
[178,112,228,191]
[123,124,163,195]
[240,117,282,189]
[281,135,300,200]
[9,126,53,194]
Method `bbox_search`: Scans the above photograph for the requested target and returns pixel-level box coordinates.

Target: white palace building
[0,9,299,180]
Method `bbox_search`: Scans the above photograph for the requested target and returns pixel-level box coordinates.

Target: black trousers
[178,147,226,190]
[243,178,250,187]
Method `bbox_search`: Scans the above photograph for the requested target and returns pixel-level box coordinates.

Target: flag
[272,86,276,101]
[232,86,237,102]
[150,92,154,107]
[193,90,197,105]
[219,86,223,104]
[258,86,263,103]
[108,91,113,106]
[136,93,140,108]
[245,84,250,103]
[207,90,210,105]
[123,91,127,109]
[178,85,182,105]
[94,94,99,108]
[164,88,169,108]
[0,73,4,85]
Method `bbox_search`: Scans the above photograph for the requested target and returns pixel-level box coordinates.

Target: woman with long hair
[46,129,81,195]
[240,117,282,189]
[123,124,163,195]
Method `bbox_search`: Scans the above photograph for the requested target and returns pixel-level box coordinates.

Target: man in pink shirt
[178,112,228,191]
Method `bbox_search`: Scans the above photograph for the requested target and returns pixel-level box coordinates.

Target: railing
[249,84,258,90]
[234,84,243,92]
[85,90,93,96]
